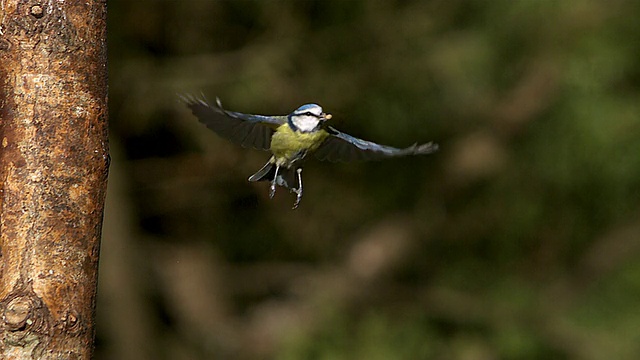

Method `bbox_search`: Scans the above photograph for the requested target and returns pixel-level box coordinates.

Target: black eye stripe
[296,111,319,117]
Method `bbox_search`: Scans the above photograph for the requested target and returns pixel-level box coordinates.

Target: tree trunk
[0,1,108,358]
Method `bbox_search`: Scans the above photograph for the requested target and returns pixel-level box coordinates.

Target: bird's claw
[291,167,303,210]
[292,188,302,210]
[269,183,276,199]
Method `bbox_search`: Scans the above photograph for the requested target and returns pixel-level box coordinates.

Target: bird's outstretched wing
[181,94,286,150]
[315,126,439,162]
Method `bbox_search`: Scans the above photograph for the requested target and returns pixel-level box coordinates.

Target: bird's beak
[323,113,332,120]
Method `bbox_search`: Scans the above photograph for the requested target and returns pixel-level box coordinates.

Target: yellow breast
[270,124,329,166]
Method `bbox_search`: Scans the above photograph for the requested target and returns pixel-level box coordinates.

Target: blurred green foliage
[100,1,640,359]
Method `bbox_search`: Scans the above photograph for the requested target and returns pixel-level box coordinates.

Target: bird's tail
[248,161,298,191]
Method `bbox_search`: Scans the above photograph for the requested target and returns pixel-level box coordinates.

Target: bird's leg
[292,168,303,209]
[270,165,279,199]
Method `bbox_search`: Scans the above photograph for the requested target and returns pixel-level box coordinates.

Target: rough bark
[0,0,109,358]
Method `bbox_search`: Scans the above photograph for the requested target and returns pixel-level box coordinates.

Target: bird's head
[288,103,332,132]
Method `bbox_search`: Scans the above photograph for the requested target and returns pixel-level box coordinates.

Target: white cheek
[293,116,320,132]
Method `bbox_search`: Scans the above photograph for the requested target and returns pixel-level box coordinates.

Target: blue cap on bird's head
[291,103,332,120]
[293,103,322,115]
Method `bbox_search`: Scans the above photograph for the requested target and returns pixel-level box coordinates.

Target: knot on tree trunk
[1,280,51,347]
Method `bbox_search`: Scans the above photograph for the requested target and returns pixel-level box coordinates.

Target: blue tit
[181,95,438,209]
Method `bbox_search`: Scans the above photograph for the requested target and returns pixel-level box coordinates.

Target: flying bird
[181,95,438,209]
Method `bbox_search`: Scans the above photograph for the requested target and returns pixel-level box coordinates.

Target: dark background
[98,1,640,359]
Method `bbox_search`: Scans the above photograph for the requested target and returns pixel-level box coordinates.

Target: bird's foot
[292,190,303,210]
[269,166,281,199]
[292,168,303,210]
[269,183,276,199]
